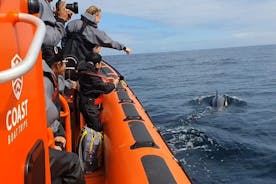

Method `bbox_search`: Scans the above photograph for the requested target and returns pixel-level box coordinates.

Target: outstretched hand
[124,47,132,55]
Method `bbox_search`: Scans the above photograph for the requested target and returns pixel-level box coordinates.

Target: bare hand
[124,47,132,55]
[56,1,73,21]
[71,80,78,89]
[113,78,119,86]
[55,136,66,148]
[53,145,62,151]
[93,46,102,53]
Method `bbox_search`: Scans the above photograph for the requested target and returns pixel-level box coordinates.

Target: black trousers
[49,148,86,184]
[79,97,102,131]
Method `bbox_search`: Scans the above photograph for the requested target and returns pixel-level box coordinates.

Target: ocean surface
[103,45,276,184]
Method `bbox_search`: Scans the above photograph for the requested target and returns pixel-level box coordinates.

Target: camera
[56,0,79,14]
[65,2,78,14]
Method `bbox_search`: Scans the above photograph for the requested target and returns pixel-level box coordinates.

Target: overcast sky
[73,0,276,55]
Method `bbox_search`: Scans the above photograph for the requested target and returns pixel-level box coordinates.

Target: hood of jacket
[43,59,55,74]
[77,61,97,73]
[81,12,98,28]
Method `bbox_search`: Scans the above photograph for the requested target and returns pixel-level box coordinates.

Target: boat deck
[84,167,105,184]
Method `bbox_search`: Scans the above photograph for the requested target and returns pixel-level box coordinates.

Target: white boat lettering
[6,99,28,131]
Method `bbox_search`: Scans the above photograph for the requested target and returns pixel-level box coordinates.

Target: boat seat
[141,155,177,184]
[122,103,142,121]
[117,91,133,103]
[129,121,157,149]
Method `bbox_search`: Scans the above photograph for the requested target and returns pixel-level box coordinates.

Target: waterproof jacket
[39,0,66,46]
[78,61,115,99]
[43,60,65,137]
[65,12,126,51]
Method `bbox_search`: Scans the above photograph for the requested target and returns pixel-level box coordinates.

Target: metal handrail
[0,12,46,83]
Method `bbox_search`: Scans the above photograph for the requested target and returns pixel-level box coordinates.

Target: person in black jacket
[78,52,115,131]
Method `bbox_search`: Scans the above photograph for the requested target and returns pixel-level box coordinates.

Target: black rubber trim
[102,60,125,80]
[129,121,157,149]
[25,140,46,184]
[141,155,177,184]
[122,103,142,121]
[117,91,133,103]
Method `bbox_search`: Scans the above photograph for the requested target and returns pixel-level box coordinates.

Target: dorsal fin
[215,90,218,100]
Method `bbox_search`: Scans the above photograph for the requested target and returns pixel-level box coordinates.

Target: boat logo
[11,54,23,100]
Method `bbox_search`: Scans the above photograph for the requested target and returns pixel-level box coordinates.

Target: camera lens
[66,2,78,14]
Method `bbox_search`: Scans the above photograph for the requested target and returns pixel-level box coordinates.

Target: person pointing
[63,5,132,60]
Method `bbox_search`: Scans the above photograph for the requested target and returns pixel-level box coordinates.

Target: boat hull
[91,62,191,184]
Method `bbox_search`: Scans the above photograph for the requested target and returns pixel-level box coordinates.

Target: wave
[162,126,219,153]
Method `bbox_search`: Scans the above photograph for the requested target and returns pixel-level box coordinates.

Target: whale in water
[190,91,247,112]
[210,91,228,109]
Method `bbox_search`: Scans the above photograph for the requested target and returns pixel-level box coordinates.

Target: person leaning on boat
[78,52,115,131]
[63,5,132,60]
[39,0,73,47]
[42,46,86,184]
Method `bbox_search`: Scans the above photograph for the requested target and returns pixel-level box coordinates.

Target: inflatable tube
[90,61,191,184]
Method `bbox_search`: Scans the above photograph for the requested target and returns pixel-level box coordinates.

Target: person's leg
[49,148,86,184]
[80,98,102,131]
[51,177,62,184]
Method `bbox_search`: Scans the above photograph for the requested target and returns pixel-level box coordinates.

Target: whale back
[211,91,226,109]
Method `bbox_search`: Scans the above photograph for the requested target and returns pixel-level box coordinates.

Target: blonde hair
[86,6,101,16]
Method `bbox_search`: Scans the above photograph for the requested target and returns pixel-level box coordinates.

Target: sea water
[103,45,276,184]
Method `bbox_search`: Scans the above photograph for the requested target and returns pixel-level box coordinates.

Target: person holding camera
[42,46,86,184]
[39,0,74,47]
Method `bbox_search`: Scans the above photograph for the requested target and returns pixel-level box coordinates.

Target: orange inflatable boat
[0,0,191,183]
[0,0,51,183]
[78,61,191,184]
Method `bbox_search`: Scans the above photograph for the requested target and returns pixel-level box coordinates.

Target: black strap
[44,21,56,27]
[62,17,96,61]
[79,20,87,34]
[43,71,62,122]
[65,18,92,46]
[43,71,59,102]
[80,15,96,27]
